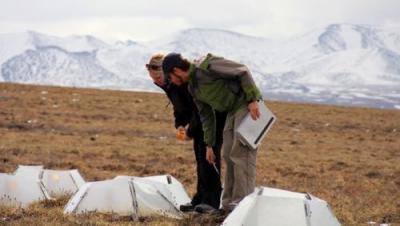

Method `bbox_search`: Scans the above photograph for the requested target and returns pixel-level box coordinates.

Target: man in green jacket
[162,53,262,212]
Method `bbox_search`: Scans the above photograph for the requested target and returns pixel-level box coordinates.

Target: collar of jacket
[188,53,213,88]
[188,63,197,88]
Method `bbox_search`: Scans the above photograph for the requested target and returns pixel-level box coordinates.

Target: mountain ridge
[1,24,399,109]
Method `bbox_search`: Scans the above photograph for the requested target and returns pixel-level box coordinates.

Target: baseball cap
[162,52,182,82]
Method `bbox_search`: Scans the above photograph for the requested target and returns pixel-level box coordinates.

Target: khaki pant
[221,106,257,208]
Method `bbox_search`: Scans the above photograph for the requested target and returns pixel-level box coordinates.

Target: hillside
[0,82,399,225]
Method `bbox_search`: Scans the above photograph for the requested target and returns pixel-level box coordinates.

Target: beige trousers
[221,106,257,209]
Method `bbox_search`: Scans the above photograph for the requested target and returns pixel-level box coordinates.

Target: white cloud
[0,17,191,43]
[0,0,399,41]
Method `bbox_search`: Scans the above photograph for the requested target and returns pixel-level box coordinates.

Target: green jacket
[188,54,262,146]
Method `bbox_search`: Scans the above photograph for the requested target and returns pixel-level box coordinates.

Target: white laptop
[236,102,276,150]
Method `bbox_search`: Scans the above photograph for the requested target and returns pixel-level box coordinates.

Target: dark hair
[162,53,191,74]
[177,58,191,71]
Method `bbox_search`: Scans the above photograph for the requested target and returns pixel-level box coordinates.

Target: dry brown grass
[0,82,399,226]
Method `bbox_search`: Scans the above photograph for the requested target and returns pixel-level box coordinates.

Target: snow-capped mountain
[0,31,109,66]
[1,24,399,109]
[1,46,118,88]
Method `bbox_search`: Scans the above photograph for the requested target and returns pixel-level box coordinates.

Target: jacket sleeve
[173,107,191,129]
[185,113,200,139]
[207,56,262,103]
[164,86,191,129]
[192,99,216,146]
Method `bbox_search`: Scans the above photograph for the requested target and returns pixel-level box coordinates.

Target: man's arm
[207,56,262,103]
[196,101,218,164]
[208,56,262,120]
[192,98,216,147]
[164,85,192,128]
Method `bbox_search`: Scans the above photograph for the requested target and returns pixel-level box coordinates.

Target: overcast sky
[1,0,399,42]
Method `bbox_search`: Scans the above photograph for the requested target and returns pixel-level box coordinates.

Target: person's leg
[229,107,257,205]
[221,113,235,209]
[200,154,221,209]
[190,135,204,207]
[200,111,226,209]
[214,111,227,173]
[190,127,224,211]
[180,135,205,212]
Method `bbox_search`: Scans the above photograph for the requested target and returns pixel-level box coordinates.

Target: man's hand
[176,126,188,141]
[206,146,215,164]
[248,101,260,120]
